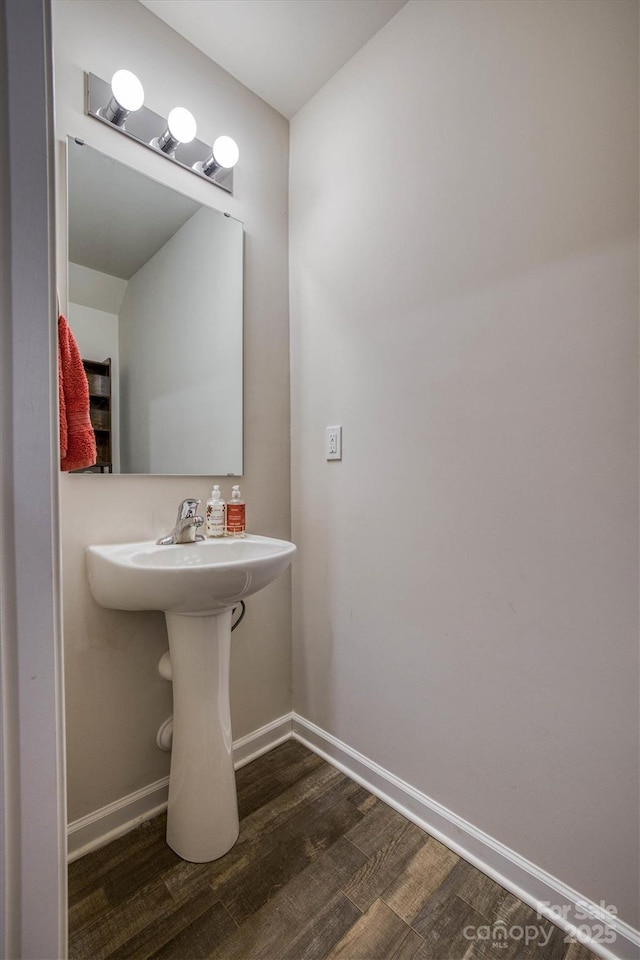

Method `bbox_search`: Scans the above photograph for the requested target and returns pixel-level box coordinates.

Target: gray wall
[290,0,639,929]
[53,0,291,823]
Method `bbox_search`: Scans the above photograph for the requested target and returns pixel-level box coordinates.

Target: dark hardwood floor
[68,741,596,960]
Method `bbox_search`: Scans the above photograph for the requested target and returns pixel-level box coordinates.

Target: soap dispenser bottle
[205,484,225,538]
[226,485,245,537]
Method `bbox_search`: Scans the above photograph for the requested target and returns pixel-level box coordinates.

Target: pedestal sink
[86,534,296,862]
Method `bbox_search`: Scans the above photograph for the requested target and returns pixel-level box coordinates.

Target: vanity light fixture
[86,71,237,194]
[101,69,144,127]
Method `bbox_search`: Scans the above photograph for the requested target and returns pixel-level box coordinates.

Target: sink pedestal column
[164,609,239,862]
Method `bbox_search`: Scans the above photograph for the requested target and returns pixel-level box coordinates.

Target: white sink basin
[85,532,296,863]
[86,534,296,615]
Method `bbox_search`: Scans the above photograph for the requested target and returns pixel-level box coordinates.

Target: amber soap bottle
[226,485,246,537]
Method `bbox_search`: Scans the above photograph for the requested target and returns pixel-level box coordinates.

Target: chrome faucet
[157,498,205,545]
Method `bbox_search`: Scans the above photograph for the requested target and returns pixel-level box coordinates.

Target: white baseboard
[233,712,293,769]
[292,714,640,960]
[67,712,294,862]
[67,776,170,863]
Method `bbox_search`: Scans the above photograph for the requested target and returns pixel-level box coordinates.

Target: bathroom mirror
[66,137,243,475]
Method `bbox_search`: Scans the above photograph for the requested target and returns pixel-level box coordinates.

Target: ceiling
[138,0,408,119]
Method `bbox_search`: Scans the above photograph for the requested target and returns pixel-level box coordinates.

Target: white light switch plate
[326,425,342,460]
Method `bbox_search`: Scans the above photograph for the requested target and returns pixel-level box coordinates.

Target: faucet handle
[177,498,201,521]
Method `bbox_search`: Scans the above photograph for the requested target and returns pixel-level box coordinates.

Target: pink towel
[58,314,97,472]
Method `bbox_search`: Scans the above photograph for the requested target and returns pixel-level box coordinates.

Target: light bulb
[110,69,144,112]
[167,107,197,144]
[212,136,239,169]
[195,135,240,178]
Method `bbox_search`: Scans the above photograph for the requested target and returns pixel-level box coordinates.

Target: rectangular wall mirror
[66,137,244,476]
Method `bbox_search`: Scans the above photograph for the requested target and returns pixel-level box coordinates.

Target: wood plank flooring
[68,741,597,960]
